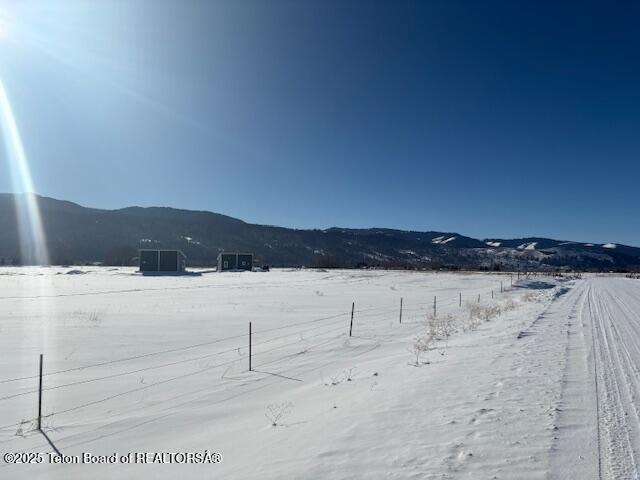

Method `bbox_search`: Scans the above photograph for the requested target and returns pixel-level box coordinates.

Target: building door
[140,250,159,271]
[159,251,178,271]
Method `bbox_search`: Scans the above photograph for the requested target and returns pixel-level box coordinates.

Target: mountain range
[0,193,638,271]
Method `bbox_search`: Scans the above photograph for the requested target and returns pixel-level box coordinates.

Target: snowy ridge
[432,236,457,245]
[1,194,639,270]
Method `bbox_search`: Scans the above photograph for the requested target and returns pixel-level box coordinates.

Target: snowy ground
[0,268,637,478]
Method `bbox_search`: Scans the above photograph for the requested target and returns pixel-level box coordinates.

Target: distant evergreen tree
[104,245,137,266]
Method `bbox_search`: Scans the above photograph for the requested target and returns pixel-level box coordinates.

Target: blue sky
[0,0,638,245]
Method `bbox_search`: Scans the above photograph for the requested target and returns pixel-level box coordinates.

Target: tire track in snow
[548,281,597,480]
[598,287,640,450]
[587,278,640,479]
[587,285,604,480]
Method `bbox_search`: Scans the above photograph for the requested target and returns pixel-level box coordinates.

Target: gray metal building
[139,249,186,273]
[217,252,253,272]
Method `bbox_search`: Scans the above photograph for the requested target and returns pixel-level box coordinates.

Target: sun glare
[0,79,49,265]
[0,13,9,40]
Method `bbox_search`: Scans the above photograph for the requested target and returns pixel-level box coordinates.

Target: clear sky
[0,0,638,245]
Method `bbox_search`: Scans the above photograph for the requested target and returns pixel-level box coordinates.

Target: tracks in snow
[554,278,640,479]
[587,279,640,479]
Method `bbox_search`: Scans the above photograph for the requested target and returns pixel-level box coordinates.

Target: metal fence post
[38,354,43,431]
[349,302,354,337]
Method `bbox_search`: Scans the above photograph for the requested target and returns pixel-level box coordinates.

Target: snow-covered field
[0,268,637,478]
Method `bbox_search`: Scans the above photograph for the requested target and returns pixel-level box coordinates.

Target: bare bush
[14,419,36,437]
[88,310,100,325]
[425,314,438,337]
[502,299,517,312]
[522,291,541,302]
[40,414,60,433]
[344,367,356,382]
[461,294,527,331]
[435,314,456,343]
[265,402,293,427]
[440,314,457,340]
[424,313,457,354]
[328,372,344,385]
[467,303,501,324]
[407,331,435,366]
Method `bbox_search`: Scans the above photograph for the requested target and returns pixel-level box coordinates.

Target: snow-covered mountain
[0,194,638,271]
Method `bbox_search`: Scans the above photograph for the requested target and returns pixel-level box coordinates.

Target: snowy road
[553,277,640,479]
[587,278,640,479]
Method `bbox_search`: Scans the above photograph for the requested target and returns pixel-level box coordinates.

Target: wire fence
[0,274,537,451]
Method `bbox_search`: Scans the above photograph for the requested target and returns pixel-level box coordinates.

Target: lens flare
[0,10,9,40]
[0,79,49,265]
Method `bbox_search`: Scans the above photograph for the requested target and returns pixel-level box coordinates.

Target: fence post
[492,290,494,299]
[501,281,503,293]
[37,354,43,431]
[249,322,252,372]
[349,302,354,337]
[399,297,403,324]
[433,296,437,317]
[477,293,480,303]
[459,292,462,307]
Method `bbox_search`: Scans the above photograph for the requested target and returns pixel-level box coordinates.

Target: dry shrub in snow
[14,419,36,437]
[324,371,344,386]
[344,367,356,382]
[87,310,101,325]
[502,299,517,312]
[522,291,541,302]
[407,331,435,366]
[407,294,528,365]
[464,296,521,330]
[425,313,457,341]
[325,367,357,386]
[467,303,501,324]
[440,315,457,341]
[462,303,483,331]
[40,414,60,433]
[424,313,457,354]
[265,402,293,427]
[463,302,507,331]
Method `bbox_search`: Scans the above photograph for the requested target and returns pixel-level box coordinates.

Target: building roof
[140,249,186,256]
